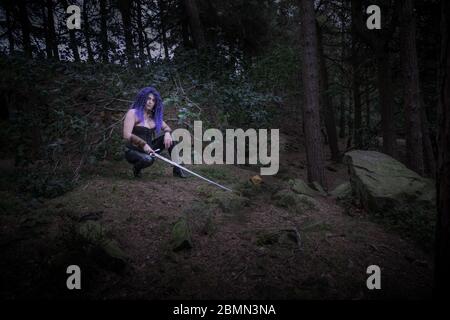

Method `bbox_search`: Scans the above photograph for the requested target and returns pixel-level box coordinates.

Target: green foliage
[17,168,74,199]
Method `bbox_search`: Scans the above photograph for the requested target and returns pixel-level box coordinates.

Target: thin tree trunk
[82,1,94,63]
[339,0,346,139]
[17,1,32,58]
[100,0,109,63]
[434,0,450,300]
[351,32,362,149]
[421,101,436,176]
[339,93,346,138]
[118,0,135,65]
[42,4,52,59]
[365,72,371,129]
[61,0,80,62]
[183,0,206,49]
[181,16,191,48]
[317,23,340,162]
[400,0,424,175]
[46,0,59,60]
[376,48,397,157]
[298,0,327,188]
[5,3,15,54]
[158,0,170,58]
[136,0,145,62]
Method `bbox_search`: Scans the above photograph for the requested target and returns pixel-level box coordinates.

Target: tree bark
[118,0,135,65]
[339,93,346,138]
[298,0,327,188]
[365,71,371,129]
[351,28,362,149]
[339,0,346,139]
[434,0,450,300]
[400,0,424,175]
[375,48,396,157]
[82,0,94,63]
[17,1,32,58]
[46,0,59,60]
[42,4,52,59]
[5,2,15,54]
[136,0,145,62]
[61,0,80,62]
[99,0,109,63]
[183,0,206,49]
[158,0,170,59]
[421,102,436,177]
[317,23,340,162]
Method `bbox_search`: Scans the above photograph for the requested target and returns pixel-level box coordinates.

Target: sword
[150,149,233,192]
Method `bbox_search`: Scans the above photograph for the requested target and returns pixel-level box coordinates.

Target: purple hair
[130,87,164,134]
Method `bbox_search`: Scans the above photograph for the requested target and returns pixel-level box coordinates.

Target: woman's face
[145,93,156,112]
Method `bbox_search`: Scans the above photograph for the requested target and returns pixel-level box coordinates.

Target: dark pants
[124,135,176,171]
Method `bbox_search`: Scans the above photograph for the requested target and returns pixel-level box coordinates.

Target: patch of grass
[371,205,435,250]
[301,221,333,234]
[193,165,234,183]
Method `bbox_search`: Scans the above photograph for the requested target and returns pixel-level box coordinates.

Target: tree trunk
[61,0,80,62]
[339,93,346,138]
[434,0,450,298]
[5,3,15,54]
[136,0,145,63]
[421,102,436,177]
[82,0,94,63]
[298,0,327,188]
[46,0,59,60]
[42,4,52,59]
[181,15,191,48]
[365,72,371,129]
[99,0,109,63]
[434,0,450,300]
[158,0,170,59]
[375,48,396,157]
[118,0,135,65]
[400,0,424,175]
[317,23,340,162]
[17,1,32,58]
[351,31,362,149]
[183,0,206,49]
[339,0,346,139]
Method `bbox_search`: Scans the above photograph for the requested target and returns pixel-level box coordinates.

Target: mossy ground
[0,152,434,299]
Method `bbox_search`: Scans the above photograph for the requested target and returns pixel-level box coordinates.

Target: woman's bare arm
[123,109,146,148]
[161,120,171,133]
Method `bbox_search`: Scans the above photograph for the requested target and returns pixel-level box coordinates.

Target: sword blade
[151,152,233,192]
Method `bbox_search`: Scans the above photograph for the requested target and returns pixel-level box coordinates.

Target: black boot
[173,166,187,178]
[133,166,142,178]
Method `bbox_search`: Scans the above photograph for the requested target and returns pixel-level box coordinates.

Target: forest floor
[0,133,433,300]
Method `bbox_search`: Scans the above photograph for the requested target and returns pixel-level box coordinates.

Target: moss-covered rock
[210,192,250,213]
[289,179,321,197]
[344,150,435,214]
[330,182,352,200]
[273,189,317,214]
[77,221,127,271]
[171,216,193,251]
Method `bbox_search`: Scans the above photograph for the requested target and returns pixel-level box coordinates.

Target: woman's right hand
[143,144,155,154]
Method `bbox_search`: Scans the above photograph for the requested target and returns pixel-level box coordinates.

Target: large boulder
[344,150,435,214]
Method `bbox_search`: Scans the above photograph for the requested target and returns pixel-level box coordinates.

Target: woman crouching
[123,86,186,178]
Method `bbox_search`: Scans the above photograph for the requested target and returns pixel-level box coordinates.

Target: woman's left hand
[164,132,173,149]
